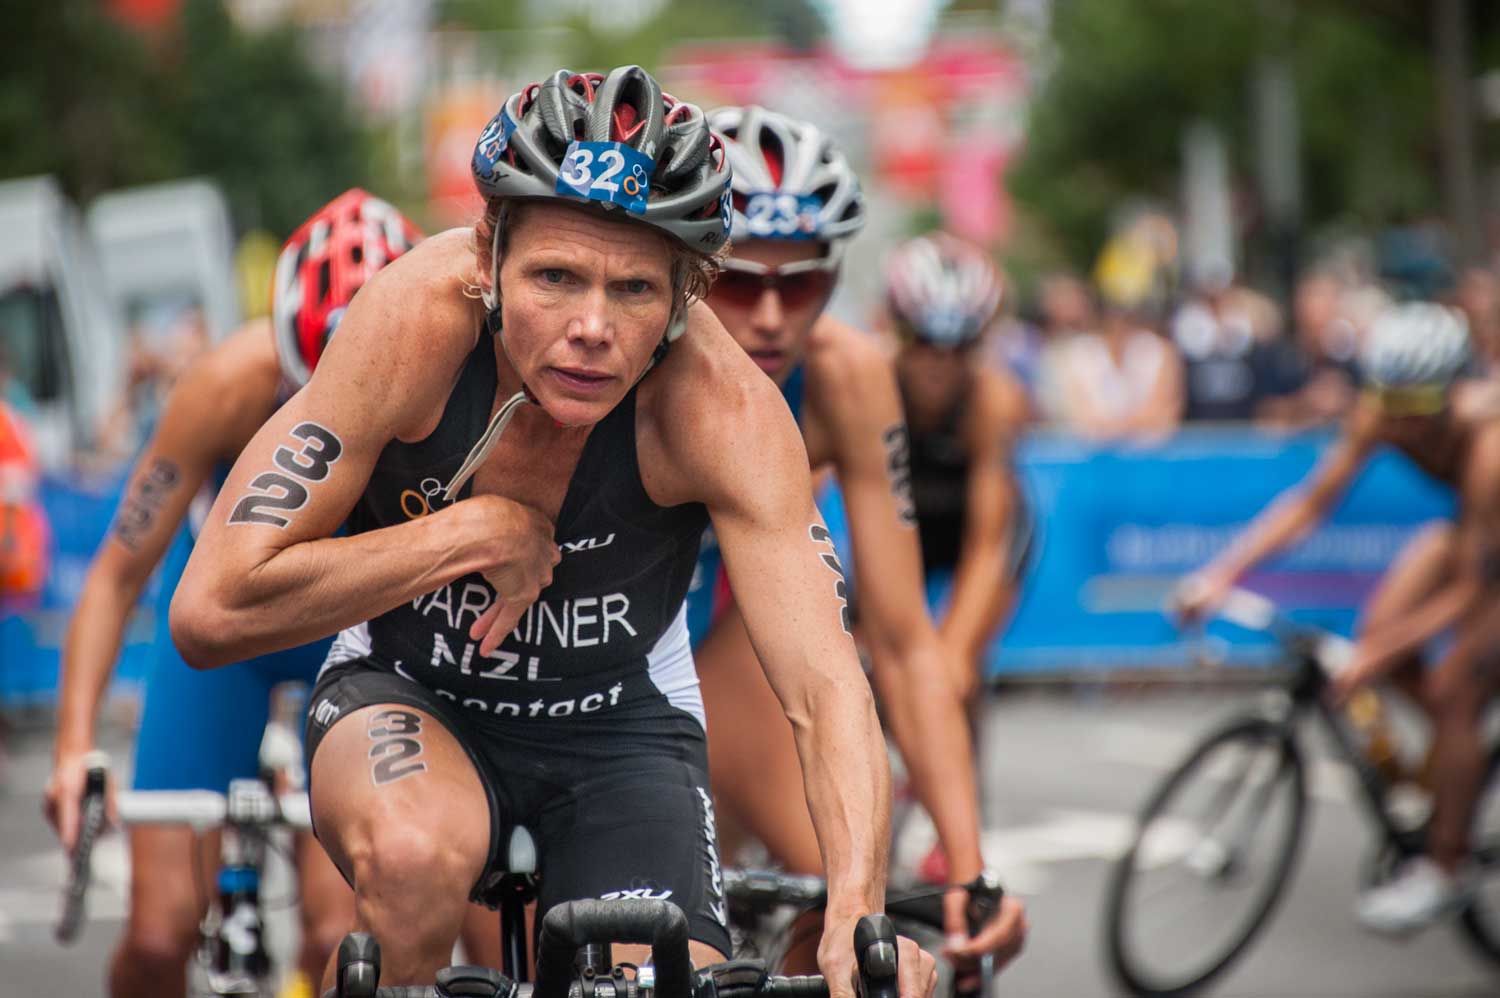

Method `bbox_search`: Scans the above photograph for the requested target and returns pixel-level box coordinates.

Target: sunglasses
[1364,384,1448,417]
[710,257,837,310]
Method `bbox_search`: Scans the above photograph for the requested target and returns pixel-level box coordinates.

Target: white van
[87,178,243,343]
[0,176,123,467]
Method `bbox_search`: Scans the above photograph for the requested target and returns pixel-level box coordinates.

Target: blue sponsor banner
[1,470,162,705]
[2,427,1457,701]
[992,427,1454,674]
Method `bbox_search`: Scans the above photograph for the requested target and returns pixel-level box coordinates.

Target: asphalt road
[1,689,1495,998]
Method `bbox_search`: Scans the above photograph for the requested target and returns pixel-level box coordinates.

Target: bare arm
[810,337,986,885]
[1352,425,1500,669]
[644,319,888,933]
[940,369,1023,672]
[1185,401,1381,609]
[46,326,275,845]
[170,239,556,667]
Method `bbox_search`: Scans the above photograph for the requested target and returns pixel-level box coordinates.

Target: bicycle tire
[1456,741,1500,967]
[1103,716,1307,998]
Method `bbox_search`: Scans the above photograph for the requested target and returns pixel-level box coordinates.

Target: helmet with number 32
[470,66,733,253]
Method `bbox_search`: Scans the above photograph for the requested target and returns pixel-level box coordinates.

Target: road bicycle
[324,896,901,998]
[1101,588,1500,997]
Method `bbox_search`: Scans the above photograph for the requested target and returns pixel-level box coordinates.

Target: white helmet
[885,234,1003,349]
[1359,302,1470,391]
[708,105,865,252]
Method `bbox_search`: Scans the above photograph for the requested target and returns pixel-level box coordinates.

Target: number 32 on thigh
[367,709,428,786]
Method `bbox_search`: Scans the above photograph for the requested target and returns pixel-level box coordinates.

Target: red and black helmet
[272,188,423,388]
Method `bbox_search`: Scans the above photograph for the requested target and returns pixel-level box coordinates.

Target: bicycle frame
[61,767,311,996]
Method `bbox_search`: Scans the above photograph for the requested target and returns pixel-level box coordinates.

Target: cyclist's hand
[1327,643,1381,707]
[464,496,560,654]
[941,888,1027,983]
[819,915,937,998]
[43,752,114,852]
[1170,571,1229,624]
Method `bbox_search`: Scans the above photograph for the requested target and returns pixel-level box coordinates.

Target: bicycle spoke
[1108,722,1307,996]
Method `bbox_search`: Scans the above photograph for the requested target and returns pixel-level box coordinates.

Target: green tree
[0,4,180,201]
[1007,0,1496,277]
[0,1,377,239]
[440,0,825,72]
[165,0,377,236]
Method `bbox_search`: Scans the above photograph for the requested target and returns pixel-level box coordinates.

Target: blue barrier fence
[1,469,162,705]
[990,428,1453,674]
[0,428,1455,704]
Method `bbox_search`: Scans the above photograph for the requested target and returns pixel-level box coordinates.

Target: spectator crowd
[985,211,1500,442]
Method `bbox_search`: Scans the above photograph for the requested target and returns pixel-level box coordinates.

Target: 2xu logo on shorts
[313,698,341,728]
[599,887,674,902]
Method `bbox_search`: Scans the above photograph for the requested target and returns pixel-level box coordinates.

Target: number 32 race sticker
[556,141,654,215]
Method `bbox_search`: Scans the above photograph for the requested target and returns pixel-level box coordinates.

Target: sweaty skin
[171,209,925,998]
[43,323,356,998]
[1181,390,1500,878]
[703,234,1027,978]
[896,347,1030,701]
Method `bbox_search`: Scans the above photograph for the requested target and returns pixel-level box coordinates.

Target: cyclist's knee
[1424,662,1486,722]
[299,908,352,970]
[115,918,199,979]
[347,821,480,928]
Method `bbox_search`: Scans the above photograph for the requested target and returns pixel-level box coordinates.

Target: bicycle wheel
[1457,743,1500,966]
[1104,716,1307,998]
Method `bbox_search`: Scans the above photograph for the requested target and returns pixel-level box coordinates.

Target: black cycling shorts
[306,660,732,958]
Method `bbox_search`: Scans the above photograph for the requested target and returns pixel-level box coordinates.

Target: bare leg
[1358,522,1456,712]
[311,703,492,990]
[459,903,503,970]
[1424,607,1500,874]
[295,830,355,985]
[108,825,221,998]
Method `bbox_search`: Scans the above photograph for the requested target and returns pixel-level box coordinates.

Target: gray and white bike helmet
[448,66,733,501]
[472,66,731,257]
[885,233,1003,350]
[1359,302,1470,401]
[709,106,865,256]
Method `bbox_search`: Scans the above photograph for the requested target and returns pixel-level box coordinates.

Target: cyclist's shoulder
[339,227,479,335]
[640,304,802,504]
[1462,413,1500,481]
[1337,393,1387,449]
[966,363,1028,443]
[803,316,899,426]
[806,315,892,382]
[157,319,281,451]
[309,228,484,421]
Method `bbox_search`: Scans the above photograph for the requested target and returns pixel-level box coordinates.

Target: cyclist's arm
[56,341,257,754]
[1196,399,1381,589]
[1352,423,1500,667]
[170,239,518,667]
[940,368,1023,667]
[47,336,265,844]
[648,322,887,922]
[809,330,985,884]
